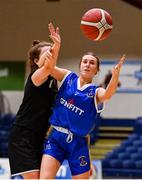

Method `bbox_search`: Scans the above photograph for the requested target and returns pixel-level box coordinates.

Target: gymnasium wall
[0,0,142,61]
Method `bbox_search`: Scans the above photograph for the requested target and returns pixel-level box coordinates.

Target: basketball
[80,8,113,41]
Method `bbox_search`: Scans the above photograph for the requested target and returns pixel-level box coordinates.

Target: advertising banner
[55,160,102,179]
[98,61,142,93]
[0,158,102,179]
[0,158,10,179]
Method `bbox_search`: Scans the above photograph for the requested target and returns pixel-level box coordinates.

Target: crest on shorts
[44,140,51,150]
[78,156,88,166]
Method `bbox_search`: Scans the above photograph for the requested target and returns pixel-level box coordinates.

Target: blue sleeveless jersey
[50,72,103,137]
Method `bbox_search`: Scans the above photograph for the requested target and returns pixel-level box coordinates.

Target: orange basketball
[80,8,113,41]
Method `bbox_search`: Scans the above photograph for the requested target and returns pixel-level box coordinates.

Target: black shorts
[8,125,45,176]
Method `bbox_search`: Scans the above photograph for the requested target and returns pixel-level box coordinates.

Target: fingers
[45,51,52,59]
[48,22,60,35]
[56,27,60,35]
[48,22,55,35]
[119,54,126,65]
[49,35,60,44]
[48,22,61,45]
[115,54,126,70]
[121,54,126,59]
[41,50,52,61]
[113,54,126,73]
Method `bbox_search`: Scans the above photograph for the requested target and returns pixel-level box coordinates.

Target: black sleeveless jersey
[14,72,58,136]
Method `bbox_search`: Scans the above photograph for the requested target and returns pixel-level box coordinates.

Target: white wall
[2,91,23,114]
[102,93,142,119]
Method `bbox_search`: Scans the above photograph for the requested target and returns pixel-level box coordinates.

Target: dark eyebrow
[82,58,96,61]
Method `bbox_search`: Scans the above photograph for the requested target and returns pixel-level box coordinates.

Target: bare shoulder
[96,87,106,103]
[97,87,106,95]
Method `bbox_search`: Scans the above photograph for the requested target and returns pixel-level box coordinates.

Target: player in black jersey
[8,25,61,179]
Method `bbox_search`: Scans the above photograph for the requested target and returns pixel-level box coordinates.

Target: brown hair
[28,40,53,71]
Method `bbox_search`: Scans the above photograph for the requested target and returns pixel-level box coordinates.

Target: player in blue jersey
[40,22,126,179]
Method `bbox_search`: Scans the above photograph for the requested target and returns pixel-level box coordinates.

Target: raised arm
[31,49,56,86]
[97,54,126,103]
[48,22,69,81]
[48,22,61,67]
[31,23,62,86]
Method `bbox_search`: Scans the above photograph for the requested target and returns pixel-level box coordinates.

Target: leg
[68,136,91,178]
[72,170,90,179]
[22,171,39,179]
[40,154,61,179]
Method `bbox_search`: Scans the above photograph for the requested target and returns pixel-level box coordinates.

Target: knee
[40,172,56,179]
[23,171,39,179]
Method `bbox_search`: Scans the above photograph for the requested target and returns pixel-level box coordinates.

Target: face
[79,55,98,80]
[35,46,51,68]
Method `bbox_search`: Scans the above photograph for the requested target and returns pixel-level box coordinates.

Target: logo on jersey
[78,156,88,166]
[86,88,95,98]
[60,98,84,116]
[67,79,73,87]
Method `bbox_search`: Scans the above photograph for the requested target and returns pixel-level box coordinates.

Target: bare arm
[51,66,69,81]
[48,22,69,81]
[32,50,55,86]
[97,54,126,103]
[48,22,61,66]
[32,22,61,86]
[33,22,70,83]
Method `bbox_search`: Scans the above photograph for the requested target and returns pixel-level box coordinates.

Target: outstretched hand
[112,54,126,76]
[48,22,61,47]
[48,22,61,62]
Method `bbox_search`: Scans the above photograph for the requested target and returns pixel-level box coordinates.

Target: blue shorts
[43,128,90,176]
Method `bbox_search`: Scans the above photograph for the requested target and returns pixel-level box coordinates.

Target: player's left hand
[112,54,126,76]
[48,22,61,61]
[48,22,61,47]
